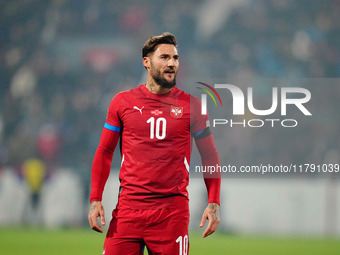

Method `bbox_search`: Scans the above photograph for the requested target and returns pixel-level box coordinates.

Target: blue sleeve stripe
[104,123,121,132]
[194,129,204,137]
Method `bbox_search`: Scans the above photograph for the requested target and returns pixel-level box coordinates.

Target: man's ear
[143,57,150,69]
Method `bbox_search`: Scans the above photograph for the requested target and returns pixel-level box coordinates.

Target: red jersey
[104,85,209,209]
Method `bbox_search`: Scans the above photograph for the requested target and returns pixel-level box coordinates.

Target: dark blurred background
[0,0,339,235]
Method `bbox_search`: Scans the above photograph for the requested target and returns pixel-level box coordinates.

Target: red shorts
[103,205,190,255]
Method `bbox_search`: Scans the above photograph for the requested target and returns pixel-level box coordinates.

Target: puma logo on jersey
[133,106,144,114]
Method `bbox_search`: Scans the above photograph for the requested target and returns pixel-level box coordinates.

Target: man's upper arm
[190,95,210,138]
[105,92,123,132]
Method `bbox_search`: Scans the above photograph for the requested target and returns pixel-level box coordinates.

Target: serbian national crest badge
[170,105,183,118]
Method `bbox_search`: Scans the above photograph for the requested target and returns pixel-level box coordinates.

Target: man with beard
[88,32,221,255]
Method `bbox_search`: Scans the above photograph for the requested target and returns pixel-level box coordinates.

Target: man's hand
[199,203,220,238]
[88,201,106,233]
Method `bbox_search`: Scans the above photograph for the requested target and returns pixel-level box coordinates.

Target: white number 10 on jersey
[146,117,166,139]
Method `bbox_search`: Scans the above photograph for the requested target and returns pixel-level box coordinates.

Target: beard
[150,64,176,89]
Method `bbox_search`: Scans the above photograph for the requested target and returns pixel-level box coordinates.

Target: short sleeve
[190,95,210,136]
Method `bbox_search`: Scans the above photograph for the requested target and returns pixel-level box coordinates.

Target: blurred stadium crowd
[0,0,340,208]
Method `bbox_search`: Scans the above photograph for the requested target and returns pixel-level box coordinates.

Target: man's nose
[167,58,175,67]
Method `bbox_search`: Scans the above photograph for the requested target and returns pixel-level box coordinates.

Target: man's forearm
[89,128,119,202]
[204,178,221,205]
[90,146,113,202]
[195,133,221,205]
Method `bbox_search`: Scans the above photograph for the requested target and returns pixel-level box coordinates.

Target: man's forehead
[153,44,178,55]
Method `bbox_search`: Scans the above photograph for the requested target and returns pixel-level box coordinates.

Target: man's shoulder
[112,85,143,99]
[113,86,200,103]
[173,87,201,103]
[172,87,191,99]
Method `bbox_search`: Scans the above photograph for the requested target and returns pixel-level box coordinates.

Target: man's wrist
[208,201,220,206]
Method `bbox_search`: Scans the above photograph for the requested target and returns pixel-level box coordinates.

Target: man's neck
[146,81,172,94]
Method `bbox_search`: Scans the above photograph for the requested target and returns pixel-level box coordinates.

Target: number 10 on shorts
[176,235,188,255]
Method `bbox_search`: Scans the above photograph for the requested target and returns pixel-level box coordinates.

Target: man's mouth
[164,70,175,74]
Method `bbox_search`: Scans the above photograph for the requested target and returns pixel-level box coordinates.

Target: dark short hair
[142,32,177,58]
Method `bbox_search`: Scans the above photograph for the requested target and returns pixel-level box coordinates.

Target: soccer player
[88,32,221,255]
